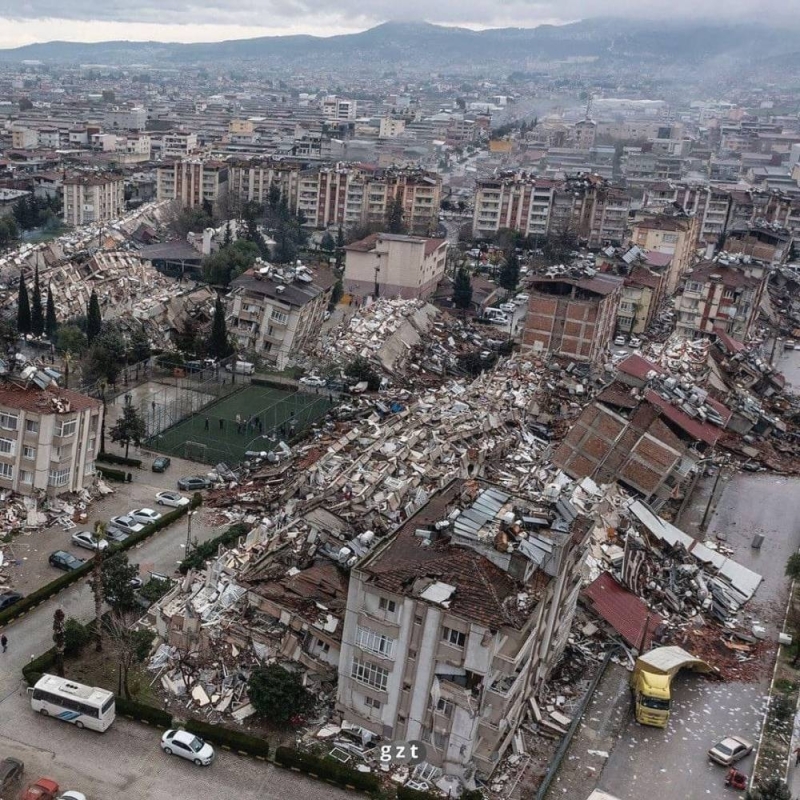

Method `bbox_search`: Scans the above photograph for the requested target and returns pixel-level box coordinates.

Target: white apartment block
[472,175,556,239]
[337,480,590,781]
[380,117,407,138]
[162,131,199,158]
[0,382,103,497]
[321,96,357,122]
[11,128,38,149]
[343,233,448,300]
[105,107,147,131]
[229,264,336,370]
[156,160,229,209]
[62,173,125,226]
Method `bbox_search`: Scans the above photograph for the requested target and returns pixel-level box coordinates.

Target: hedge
[274,746,380,793]
[184,718,270,758]
[116,696,172,727]
[0,495,202,627]
[97,452,143,468]
[22,647,57,686]
[96,466,130,483]
[397,787,440,800]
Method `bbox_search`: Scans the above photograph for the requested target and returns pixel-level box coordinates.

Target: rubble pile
[646,334,711,380]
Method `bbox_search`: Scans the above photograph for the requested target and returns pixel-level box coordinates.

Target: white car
[161,729,215,766]
[514,293,529,304]
[108,515,146,536]
[614,335,627,346]
[299,375,327,388]
[155,491,190,508]
[499,302,516,313]
[59,792,87,800]
[129,508,163,526]
[71,530,110,552]
[629,336,642,348]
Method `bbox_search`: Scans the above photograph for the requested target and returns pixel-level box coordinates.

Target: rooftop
[0,382,101,415]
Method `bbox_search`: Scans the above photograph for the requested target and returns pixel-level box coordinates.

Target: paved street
[597,473,800,800]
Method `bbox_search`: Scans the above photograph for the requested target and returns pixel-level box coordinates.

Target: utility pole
[185,510,196,554]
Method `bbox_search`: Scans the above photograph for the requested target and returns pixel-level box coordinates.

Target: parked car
[155,491,190,508]
[0,757,24,794]
[161,729,215,766]
[105,528,130,544]
[514,293,529,304]
[152,456,171,473]
[22,777,60,800]
[177,476,211,491]
[108,515,146,536]
[0,590,23,611]
[708,735,753,766]
[224,360,255,375]
[499,302,516,313]
[129,508,163,526]
[58,792,87,800]
[614,335,627,346]
[71,531,110,552]
[629,336,642,348]
[299,375,327,388]
[49,551,86,572]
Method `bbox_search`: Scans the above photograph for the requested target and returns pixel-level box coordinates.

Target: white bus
[28,674,115,732]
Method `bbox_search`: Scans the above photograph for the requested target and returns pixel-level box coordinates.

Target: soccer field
[147,384,334,465]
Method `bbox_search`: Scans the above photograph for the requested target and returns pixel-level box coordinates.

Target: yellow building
[629,214,699,295]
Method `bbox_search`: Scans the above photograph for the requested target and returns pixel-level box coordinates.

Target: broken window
[356,626,396,659]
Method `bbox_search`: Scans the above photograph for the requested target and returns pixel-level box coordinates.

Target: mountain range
[0,19,798,76]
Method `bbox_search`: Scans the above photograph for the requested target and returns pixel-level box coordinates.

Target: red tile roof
[583,572,662,649]
[713,327,746,353]
[644,390,729,446]
[618,354,663,381]
[0,383,101,415]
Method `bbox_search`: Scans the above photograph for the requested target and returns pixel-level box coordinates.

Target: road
[597,473,800,800]
[0,470,348,799]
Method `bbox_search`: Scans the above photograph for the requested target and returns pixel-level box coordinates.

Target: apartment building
[343,233,448,300]
[674,259,766,341]
[105,107,147,131]
[229,264,336,370]
[321,96,357,122]
[618,266,664,335]
[629,214,699,295]
[228,158,303,209]
[156,159,229,210]
[379,117,407,138]
[472,173,557,239]
[522,273,623,364]
[336,479,590,781]
[162,130,199,158]
[0,381,103,497]
[62,173,125,226]
[11,128,38,149]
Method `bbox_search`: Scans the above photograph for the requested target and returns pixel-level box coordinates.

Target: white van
[224,360,256,375]
[484,307,511,325]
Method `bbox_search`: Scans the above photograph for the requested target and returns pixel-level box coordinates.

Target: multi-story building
[379,117,407,139]
[336,479,590,781]
[0,380,103,497]
[162,130,199,158]
[11,128,38,149]
[156,159,229,210]
[521,273,623,364]
[618,266,664,335]
[321,96,357,122]
[62,173,125,226]
[472,173,557,240]
[228,158,303,210]
[229,264,336,370]
[629,214,699,295]
[343,233,447,300]
[105,107,147,131]
[674,259,767,341]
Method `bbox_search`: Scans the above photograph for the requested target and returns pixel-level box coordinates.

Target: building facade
[156,159,229,210]
[629,214,699,295]
[343,233,448,300]
[0,383,103,497]
[522,274,623,364]
[62,173,125,226]
[336,479,590,781]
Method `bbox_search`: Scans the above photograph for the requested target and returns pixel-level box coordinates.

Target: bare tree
[106,612,154,699]
[53,608,66,677]
[90,521,107,652]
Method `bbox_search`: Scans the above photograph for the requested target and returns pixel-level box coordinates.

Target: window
[351,658,389,691]
[84,461,95,476]
[25,419,39,434]
[414,615,423,625]
[20,470,32,484]
[56,419,77,438]
[23,446,35,460]
[0,413,17,431]
[0,463,12,480]
[271,309,288,324]
[364,695,382,710]
[662,233,678,244]
[432,698,453,718]
[0,437,14,456]
[378,597,396,614]
[48,467,71,487]
[356,626,396,658]
[442,627,466,648]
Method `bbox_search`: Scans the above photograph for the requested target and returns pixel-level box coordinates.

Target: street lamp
[185,510,197,554]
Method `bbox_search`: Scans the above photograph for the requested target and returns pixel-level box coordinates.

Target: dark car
[152,456,171,473]
[177,476,211,491]
[48,550,86,572]
[0,756,24,794]
[0,590,23,611]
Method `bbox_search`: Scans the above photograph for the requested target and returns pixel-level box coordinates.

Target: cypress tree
[17,273,31,335]
[208,295,232,359]
[45,285,58,340]
[87,289,102,343]
[31,265,44,336]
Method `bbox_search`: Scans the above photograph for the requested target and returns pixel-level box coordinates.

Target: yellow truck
[631,646,715,727]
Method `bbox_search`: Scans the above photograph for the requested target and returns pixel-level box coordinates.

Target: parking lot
[4,451,220,597]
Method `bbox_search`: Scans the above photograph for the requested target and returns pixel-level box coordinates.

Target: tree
[107,612,153,699]
[171,205,212,237]
[57,324,87,355]
[267,183,282,211]
[174,317,199,355]
[0,216,18,248]
[499,250,520,294]
[222,221,233,247]
[87,290,102,344]
[83,329,126,385]
[208,295,232,359]
[202,239,259,286]
[64,618,91,656]
[90,522,107,652]
[109,403,147,459]
[385,193,406,234]
[329,278,343,310]
[787,553,800,582]
[320,231,336,252]
[31,266,44,337]
[453,266,473,314]
[345,356,381,391]
[53,608,66,677]
[18,97,33,111]
[45,286,58,340]
[248,664,314,725]
[102,553,141,613]
[335,225,345,269]
[745,777,791,800]
[128,324,150,364]
[101,89,115,103]
[17,273,31,335]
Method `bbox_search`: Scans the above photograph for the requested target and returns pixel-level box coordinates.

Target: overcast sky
[0,0,785,49]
